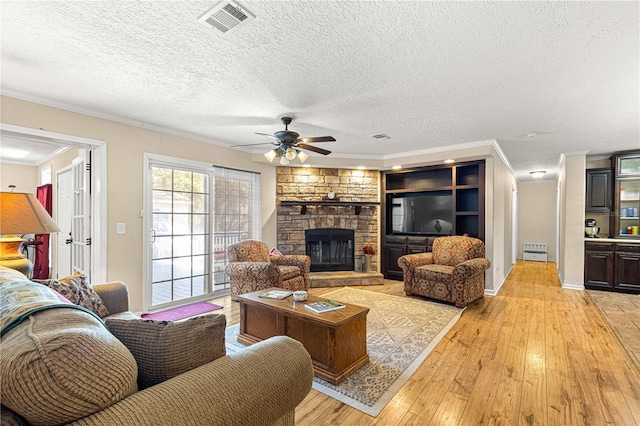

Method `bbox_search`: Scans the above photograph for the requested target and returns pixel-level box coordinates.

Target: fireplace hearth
[305,228,354,272]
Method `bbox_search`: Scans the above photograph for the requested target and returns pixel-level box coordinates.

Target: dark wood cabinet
[382,236,434,280]
[584,243,614,288]
[614,244,640,291]
[585,168,612,213]
[585,242,640,293]
[384,238,408,280]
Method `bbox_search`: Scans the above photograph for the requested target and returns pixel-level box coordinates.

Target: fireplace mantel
[280,201,380,215]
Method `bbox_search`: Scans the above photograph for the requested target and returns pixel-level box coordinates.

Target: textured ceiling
[1,1,638,179]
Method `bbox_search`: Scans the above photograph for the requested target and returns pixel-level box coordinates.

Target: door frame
[0,124,107,282]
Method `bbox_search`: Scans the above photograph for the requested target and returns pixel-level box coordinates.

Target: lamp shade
[0,192,60,235]
[264,149,277,162]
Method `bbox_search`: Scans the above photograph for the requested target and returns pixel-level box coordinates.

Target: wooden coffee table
[236,288,369,384]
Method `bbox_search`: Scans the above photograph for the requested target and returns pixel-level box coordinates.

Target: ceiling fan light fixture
[285,148,297,160]
[297,151,309,163]
[530,170,546,179]
[279,156,289,165]
[264,149,277,162]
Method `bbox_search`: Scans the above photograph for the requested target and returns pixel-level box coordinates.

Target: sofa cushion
[1,306,138,425]
[33,272,110,318]
[105,314,227,389]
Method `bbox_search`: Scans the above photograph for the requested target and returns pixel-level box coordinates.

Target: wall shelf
[280,201,380,215]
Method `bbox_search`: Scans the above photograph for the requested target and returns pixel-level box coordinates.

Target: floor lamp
[0,191,60,276]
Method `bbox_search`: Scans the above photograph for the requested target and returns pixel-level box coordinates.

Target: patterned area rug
[225,287,463,417]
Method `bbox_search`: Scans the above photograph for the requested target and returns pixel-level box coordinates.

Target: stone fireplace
[275,167,380,274]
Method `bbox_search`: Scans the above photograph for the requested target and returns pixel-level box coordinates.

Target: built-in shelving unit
[381,160,485,279]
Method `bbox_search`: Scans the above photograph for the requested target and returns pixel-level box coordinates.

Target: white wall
[558,154,586,289]
[0,163,38,194]
[2,95,278,312]
[484,146,517,294]
[518,181,557,260]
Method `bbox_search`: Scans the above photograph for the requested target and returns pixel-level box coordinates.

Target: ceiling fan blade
[300,136,336,143]
[298,143,331,156]
[255,132,278,139]
[230,142,275,148]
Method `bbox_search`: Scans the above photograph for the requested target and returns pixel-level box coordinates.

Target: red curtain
[33,184,53,279]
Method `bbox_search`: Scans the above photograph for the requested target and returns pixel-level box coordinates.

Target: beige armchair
[226,240,311,300]
[398,236,490,308]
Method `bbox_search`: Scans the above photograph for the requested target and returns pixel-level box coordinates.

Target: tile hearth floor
[588,289,640,371]
[309,271,384,288]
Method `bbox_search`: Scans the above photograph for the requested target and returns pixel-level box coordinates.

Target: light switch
[116,223,126,234]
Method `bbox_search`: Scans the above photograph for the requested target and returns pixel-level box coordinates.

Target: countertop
[584,237,640,243]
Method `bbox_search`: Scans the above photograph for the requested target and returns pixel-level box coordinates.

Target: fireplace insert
[305,228,354,272]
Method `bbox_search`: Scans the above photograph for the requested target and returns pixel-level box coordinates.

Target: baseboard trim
[484,263,513,296]
[562,282,585,291]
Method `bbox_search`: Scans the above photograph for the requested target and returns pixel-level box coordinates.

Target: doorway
[0,124,107,282]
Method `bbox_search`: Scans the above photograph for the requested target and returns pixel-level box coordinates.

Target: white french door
[56,167,72,278]
[71,151,91,275]
[55,151,91,278]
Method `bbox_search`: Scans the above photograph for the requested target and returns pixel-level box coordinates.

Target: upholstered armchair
[398,236,490,308]
[226,240,311,300]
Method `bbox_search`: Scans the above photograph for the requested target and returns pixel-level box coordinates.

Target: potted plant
[362,243,376,272]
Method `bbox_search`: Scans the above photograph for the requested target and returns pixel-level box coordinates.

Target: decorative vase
[363,254,372,272]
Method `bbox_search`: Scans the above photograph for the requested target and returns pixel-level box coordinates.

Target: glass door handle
[150,229,156,243]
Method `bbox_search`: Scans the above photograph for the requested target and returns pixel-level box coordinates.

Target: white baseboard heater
[523,242,548,262]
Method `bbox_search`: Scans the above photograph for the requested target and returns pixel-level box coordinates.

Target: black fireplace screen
[305,228,354,272]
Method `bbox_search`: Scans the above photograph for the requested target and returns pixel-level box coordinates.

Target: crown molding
[382,139,495,160]
[2,91,231,149]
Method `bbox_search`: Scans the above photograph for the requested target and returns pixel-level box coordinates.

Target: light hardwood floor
[211,260,640,425]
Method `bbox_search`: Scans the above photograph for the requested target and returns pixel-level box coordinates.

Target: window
[144,154,261,310]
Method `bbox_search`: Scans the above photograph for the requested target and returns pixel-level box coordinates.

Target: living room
[1,1,639,424]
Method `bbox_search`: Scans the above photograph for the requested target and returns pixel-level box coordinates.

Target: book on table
[304,300,346,314]
[259,290,293,300]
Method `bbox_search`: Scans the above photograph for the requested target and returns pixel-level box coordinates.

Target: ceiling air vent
[371,133,390,140]
[198,1,255,33]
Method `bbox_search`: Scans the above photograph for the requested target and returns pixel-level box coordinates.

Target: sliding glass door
[144,154,261,311]
[150,166,210,306]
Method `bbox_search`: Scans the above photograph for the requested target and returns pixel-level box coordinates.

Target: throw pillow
[105,314,226,389]
[33,272,110,318]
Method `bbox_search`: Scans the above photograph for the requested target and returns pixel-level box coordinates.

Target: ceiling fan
[235,117,336,164]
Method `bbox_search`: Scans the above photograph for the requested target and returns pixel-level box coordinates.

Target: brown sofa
[0,267,314,425]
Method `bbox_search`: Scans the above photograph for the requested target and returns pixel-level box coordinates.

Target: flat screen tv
[388,191,453,235]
